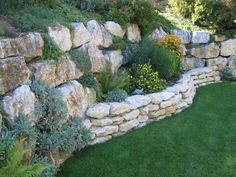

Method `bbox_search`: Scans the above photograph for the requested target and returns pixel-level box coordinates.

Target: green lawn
[57,82,236,177]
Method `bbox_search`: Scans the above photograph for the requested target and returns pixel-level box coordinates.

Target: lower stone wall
[84,67,220,145]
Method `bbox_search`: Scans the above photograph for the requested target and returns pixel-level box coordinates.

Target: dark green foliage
[168,0,236,32]
[58,82,236,177]
[220,68,236,81]
[0,27,5,37]
[78,73,103,102]
[96,67,131,95]
[110,37,127,51]
[0,139,47,177]
[42,35,63,61]
[69,50,92,73]
[78,73,97,89]
[130,40,182,80]
[105,89,128,102]
[0,0,60,14]
[129,64,166,94]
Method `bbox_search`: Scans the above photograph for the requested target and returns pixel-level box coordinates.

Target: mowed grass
[57,82,236,177]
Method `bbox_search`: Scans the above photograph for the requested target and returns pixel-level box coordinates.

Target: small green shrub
[220,68,236,81]
[106,89,128,102]
[130,40,182,80]
[70,50,92,73]
[0,139,47,177]
[97,67,130,95]
[29,80,91,155]
[110,37,127,51]
[0,27,5,37]
[12,114,38,140]
[130,64,166,94]
[42,35,63,61]
[78,73,103,102]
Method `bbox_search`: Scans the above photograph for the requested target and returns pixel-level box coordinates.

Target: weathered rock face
[119,119,139,132]
[2,85,36,127]
[0,56,31,95]
[105,50,123,73]
[184,57,206,69]
[191,43,220,59]
[125,95,151,109]
[207,57,228,71]
[48,25,72,52]
[227,55,236,68]
[221,39,236,56]
[191,31,210,43]
[127,24,141,42]
[0,32,44,61]
[110,103,131,115]
[70,22,91,48]
[171,29,191,44]
[80,43,107,73]
[87,20,113,48]
[29,55,83,87]
[57,80,96,119]
[104,21,126,39]
[149,27,167,40]
[86,103,111,119]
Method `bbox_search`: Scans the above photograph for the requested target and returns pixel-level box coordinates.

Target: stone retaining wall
[0,19,235,146]
[84,67,220,145]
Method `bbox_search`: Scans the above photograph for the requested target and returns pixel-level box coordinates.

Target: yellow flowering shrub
[130,64,166,94]
[155,35,184,62]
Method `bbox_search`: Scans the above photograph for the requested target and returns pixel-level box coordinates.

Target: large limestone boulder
[48,25,72,52]
[105,50,123,73]
[57,80,96,119]
[191,31,210,43]
[80,43,107,73]
[207,57,228,71]
[0,32,44,61]
[0,56,31,95]
[221,39,236,56]
[86,103,111,119]
[91,126,118,137]
[2,85,36,127]
[149,27,167,40]
[125,95,151,109]
[171,29,191,44]
[110,103,131,115]
[29,55,83,87]
[87,20,113,48]
[70,22,91,48]
[191,43,220,59]
[184,57,206,69]
[127,24,141,42]
[119,119,139,132]
[104,21,126,39]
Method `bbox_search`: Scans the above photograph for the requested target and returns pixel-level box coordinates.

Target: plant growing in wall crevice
[42,35,63,61]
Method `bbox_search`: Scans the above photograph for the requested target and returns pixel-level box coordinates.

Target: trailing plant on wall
[42,35,63,61]
[69,49,92,73]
